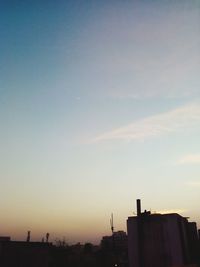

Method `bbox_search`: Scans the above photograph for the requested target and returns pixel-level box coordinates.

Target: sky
[0,0,200,244]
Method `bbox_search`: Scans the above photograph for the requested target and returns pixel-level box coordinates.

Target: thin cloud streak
[185,181,200,187]
[156,209,187,215]
[92,103,200,143]
[177,154,200,165]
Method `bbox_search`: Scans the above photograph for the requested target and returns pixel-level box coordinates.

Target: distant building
[101,231,128,267]
[101,230,127,252]
[127,199,199,267]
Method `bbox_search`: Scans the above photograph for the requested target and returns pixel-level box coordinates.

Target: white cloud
[177,154,200,165]
[92,103,200,143]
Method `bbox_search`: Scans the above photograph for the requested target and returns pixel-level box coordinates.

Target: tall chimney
[136,199,141,216]
[26,231,31,242]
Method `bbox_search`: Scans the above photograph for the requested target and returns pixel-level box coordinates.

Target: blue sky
[0,0,200,243]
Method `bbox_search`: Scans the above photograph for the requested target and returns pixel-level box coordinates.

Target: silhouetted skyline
[0,200,199,267]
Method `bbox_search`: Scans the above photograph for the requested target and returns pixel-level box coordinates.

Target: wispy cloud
[177,154,200,165]
[92,103,200,143]
[156,209,187,215]
[185,181,200,187]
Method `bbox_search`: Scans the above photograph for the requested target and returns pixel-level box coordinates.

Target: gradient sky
[0,0,200,244]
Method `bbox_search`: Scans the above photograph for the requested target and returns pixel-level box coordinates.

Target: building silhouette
[0,237,52,267]
[101,230,128,267]
[127,199,199,267]
[101,231,127,252]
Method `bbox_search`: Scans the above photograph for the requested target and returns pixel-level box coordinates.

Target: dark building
[0,240,52,267]
[127,199,199,267]
[0,237,10,242]
[101,231,128,267]
[101,231,127,252]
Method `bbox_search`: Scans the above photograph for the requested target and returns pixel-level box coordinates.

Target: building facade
[127,200,199,267]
